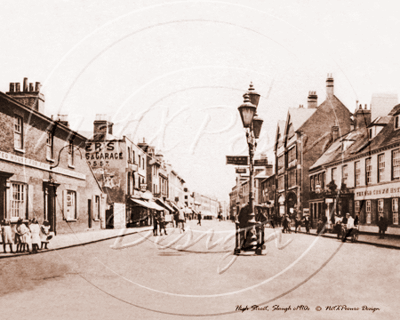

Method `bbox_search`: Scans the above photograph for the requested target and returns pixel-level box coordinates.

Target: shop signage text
[226,156,248,166]
[355,183,400,200]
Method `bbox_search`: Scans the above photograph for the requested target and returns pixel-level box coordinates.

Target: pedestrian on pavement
[29,218,41,254]
[15,218,31,253]
[178,208,185,233]
[294,215,302,233]
[237,204,251,250]
[159,212,168,236]
[282,215,291,233]
[197,212,202,226]
[303,215,310,234]
[378,214,388,239]
[40,221,51,249]
[174,212,179,228]
[342,213,355,242]
[1,220,14,253]
[153,213,159,236]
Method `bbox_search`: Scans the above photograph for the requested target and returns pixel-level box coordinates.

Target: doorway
[43,182,59,235]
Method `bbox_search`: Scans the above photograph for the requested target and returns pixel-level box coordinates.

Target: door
[88,199,92,228]
[106,205,114,229]
[43,182,59,235]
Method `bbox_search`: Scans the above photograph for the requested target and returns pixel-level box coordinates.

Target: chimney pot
[15,83,20,92]
[23,78,28,92]
[9,83,15,93]
[35,82,41,92]
[29,83,34,92]
[326,74,334,98]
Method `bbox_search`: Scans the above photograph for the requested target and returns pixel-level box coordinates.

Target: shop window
[378,154,385,182]
[354,201,360,214]
[14,116,23,150]
[365,158,372,185]
[366,200,371,224]
[392,198,398,225]
[10,183,27,219]
[46,131,54,160]
[378,199,384,213]
[392,149,400,180]
[65,190,77,220]
[68,140,74,167]
[355,161,361,186]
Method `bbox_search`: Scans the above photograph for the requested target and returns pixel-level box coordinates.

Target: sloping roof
[297,95,351,133]
[310,128,368,170]
[369,116,391,126]
[369,104,400,149]
[288,108,316,132]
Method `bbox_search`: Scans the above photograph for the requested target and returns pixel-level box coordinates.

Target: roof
[310,127,368,170]
[369,116,391,126]
[369,104,400,149]
[288,107,316,132]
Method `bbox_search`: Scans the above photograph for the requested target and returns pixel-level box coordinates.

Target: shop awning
[130,198,165,211]
[170,202,180,211]
[155,198,174,212]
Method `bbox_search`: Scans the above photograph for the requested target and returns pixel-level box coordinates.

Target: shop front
[354,183,400,235]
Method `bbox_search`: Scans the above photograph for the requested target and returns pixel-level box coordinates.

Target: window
[392,149,400,180]
[14,116,23,150]
[94,195,100,220]
[392,198,399,225]
[277,155,284,172]
[378,199,384,213]
[321,172,325,189]
[138,155,141,168]
[355,161,361,186]
[378,154,385,182]
[355,201,360,214]
[395,115,400,130]
[128,147,131,163]
[46,131,53,160]
[342,165,348,186]
[310,176,315,191]
[132,151,135,163]
[10,183,27,219]
[68,140,74,167]
[365,158,372,185]
[331,167,338,185]
[366,200,371,224]
[288,169,296,188]
[65,190,77,220]
[278,175,285,191]
[288,146,296,163]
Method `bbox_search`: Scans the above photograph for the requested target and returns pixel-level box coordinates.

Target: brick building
[274,75,353,220]
[0,78,106,234]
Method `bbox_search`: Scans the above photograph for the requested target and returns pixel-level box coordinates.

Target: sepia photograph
[0,0,399,319]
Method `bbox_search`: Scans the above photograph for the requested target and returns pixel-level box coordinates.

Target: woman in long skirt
[29,218,41,253]
[16,218,31,253]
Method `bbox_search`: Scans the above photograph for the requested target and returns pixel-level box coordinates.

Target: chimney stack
[93,114,114,140]
[307,91,318,108]
[326,73,334,98]
[56,114,69,127]
[6,78,45,113]
[355,104,372,129]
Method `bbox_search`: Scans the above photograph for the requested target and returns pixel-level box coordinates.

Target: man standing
[378,214,388,239]
[197,211,202,226]
[342,213,354,242]
[303,215,310,234]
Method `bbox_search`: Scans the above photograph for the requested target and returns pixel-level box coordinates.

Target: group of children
[0,218,52,254]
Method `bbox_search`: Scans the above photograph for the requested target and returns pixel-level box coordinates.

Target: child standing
[1,220,14,253]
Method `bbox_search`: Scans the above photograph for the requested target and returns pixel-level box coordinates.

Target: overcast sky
[1,0,399,202]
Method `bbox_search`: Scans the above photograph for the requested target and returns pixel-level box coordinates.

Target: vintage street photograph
[0,1,399,319]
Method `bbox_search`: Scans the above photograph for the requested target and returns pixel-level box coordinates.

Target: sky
[1,0,400,202]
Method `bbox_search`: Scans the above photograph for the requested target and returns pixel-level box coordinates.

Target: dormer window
[395,115,400,130]
[369,128,373,139]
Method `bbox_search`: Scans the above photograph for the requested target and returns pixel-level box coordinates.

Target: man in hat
[342,213,355,242]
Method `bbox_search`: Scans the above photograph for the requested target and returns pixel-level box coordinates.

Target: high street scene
[1,1,400,319]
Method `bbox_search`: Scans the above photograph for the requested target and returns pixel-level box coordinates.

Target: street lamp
[236,83,263,254]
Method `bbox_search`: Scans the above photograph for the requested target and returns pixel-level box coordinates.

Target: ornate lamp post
[236,83,263,254]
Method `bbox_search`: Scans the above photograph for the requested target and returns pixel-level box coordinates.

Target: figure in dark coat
[237,204,251,249]
[378,215,388,239]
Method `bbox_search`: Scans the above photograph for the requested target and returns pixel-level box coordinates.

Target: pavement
[0,226,152,258]
[283,226,400,250]
[1,221,399,259]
